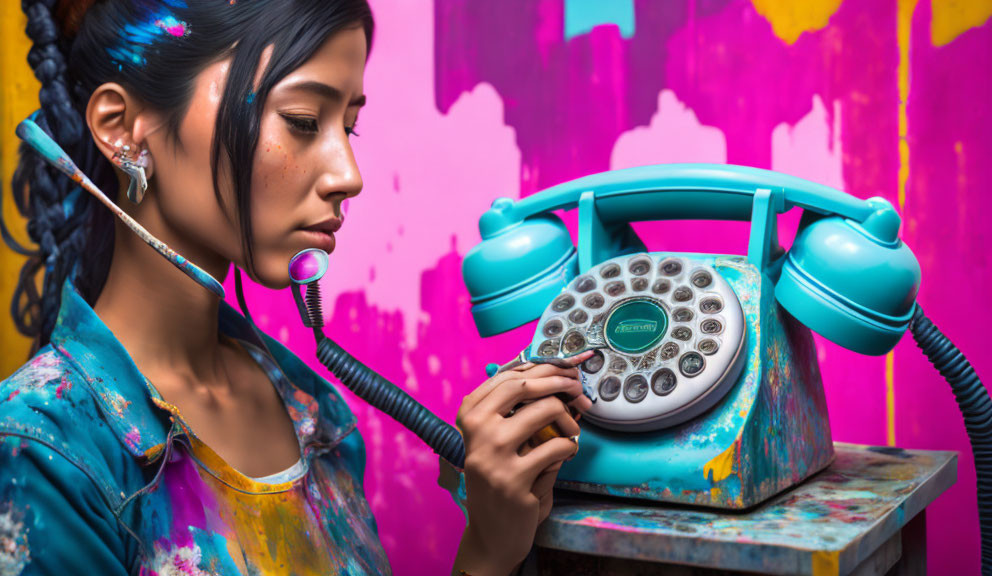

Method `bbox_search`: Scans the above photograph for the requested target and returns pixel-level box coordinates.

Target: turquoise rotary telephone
[462,163,922,509]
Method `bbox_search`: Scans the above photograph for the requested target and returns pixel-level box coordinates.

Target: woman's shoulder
[0,346,88,427]
[0,346,135,496]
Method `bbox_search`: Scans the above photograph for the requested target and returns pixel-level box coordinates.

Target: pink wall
[233,1,992,573]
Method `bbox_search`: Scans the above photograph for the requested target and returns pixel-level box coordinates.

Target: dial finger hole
[673,286,693,302]
[671,326,692,341]
[623,374,649,403]
[672,307,694,323]
[568,308,588,324]
[608,356,628,372]
[538,338,560,357]
[699,297,723,313]
[599,376,621,401]
[583,293,605,309]
[605,281,626,297]
[660,258,683,276]
[562,330,587,355]
[628,257,652,276]
[552,294,575,312]
[582,350,605,373]
[543,319,563,337]
[651,368,678,396]
[698,339,719,355]
[575,275,597,293]
[700,319,722,335]
[631,277,648,292]
[660,341,679,360]
[691,270,713,288]
[600,263,622,279]
[652,279,671,295]
[679,352,705,378]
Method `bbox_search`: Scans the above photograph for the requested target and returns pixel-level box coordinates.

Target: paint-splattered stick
[15,112,226,299]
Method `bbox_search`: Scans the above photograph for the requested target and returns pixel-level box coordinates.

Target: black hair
[2,0,374,354]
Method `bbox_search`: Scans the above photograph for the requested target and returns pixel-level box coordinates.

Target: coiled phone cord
[235,267,468,469]
[313,328,468,469]
[910,305,992,574]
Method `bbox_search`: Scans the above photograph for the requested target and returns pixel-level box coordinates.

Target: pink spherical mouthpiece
[289,248,329,284]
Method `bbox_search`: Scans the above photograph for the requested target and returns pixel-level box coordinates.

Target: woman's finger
[504,396,578,448]
[478,374,584,417]
[516,437,579,488]
[533,464,561,524]
[531,462,562,500]
[459,361,582,416]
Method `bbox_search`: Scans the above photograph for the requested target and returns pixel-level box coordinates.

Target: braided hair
[2,0,374,355]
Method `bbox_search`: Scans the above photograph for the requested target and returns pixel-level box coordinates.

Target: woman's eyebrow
[280,79,366,107]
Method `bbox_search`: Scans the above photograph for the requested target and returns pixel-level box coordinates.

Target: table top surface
[537,442,957,575]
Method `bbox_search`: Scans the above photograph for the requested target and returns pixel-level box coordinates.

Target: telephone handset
[464,163,919,353]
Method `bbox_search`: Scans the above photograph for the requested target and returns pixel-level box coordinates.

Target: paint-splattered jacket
[0,279,392,575]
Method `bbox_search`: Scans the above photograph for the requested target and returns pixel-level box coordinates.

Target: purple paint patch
[55,375,72,399]
[154,16,190,38]
[125,426,142,450]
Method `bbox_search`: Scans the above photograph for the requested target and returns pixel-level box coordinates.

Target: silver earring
[115,144,149,204]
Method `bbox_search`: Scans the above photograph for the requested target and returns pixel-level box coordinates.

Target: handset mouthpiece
[289,248,329,329]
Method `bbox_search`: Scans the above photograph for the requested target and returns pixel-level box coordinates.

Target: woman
[0,1,591,574]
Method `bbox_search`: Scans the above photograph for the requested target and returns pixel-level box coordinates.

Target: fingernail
[565,435,580,461]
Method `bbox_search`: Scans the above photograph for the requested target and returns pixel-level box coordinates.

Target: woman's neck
[93,216,232,387]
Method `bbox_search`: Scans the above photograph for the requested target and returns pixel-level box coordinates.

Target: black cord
[910,304,992,574]
[314,334,467,469]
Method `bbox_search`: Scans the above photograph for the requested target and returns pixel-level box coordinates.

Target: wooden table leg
[888,510,926,576]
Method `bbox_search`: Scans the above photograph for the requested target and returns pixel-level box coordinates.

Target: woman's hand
[452,350,595,576]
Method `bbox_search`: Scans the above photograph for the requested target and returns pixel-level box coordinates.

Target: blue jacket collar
[49,278,356,462]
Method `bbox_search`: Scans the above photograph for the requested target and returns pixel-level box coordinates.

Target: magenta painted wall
[231,1,991,573]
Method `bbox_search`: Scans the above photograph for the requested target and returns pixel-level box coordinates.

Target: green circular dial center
[605,299,668,354]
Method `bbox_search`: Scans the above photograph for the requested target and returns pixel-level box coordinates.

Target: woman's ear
[86,82,160,180]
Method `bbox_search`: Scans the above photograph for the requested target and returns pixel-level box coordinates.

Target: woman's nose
[315,142,362,199]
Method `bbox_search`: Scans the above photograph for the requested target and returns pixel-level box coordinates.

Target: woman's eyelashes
[280,113,359,138]
[281,114,319,135]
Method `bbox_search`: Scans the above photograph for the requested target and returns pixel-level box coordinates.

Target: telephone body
[462,164,920,510]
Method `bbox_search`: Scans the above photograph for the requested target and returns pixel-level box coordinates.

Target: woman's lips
[299,228,336,252]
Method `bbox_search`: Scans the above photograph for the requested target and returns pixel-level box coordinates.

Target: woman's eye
[282,115,319,134]
[345,121,360,138]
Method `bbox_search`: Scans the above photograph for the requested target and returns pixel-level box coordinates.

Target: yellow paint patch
[897,0,919,213]
[703,440,738,484]
[751,0,843,44]
[812,549,840,576]
[1,1,38,375]
[931,0,992,47]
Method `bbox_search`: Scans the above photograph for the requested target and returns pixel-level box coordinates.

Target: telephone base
[556,256,834,509]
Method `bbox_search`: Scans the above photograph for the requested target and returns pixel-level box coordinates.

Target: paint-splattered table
[534,443,956,575]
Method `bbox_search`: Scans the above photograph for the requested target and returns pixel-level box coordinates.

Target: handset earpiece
[775,197,921,355]
[463,198,579,337]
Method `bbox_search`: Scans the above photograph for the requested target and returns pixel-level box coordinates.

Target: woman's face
[147,26,367,288]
